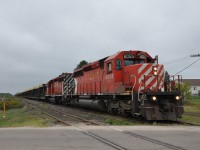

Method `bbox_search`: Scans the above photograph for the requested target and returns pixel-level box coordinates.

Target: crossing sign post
[2,97,6,118]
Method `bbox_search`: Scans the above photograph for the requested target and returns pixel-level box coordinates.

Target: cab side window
[116,59,122,70]
[107,62,112,73]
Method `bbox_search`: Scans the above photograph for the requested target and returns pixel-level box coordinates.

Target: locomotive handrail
[130,75,143,106]
[138,80,143,102]
[170,75,182,92]
[129,75,136,93]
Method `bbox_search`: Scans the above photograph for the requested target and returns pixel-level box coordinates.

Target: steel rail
[81,130,128,150]
[26,103,71,126]
[24,100,128,150]
[46,106,101,125]
[25,100,101,126]
[122,131,187,150]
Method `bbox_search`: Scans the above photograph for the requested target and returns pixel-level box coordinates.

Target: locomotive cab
[102,51,156,94]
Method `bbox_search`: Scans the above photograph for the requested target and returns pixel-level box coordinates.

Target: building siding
[182,79,200,96]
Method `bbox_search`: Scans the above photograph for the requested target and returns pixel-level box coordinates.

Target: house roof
[182,79,200,86]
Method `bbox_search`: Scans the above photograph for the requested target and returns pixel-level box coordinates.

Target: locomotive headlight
[152,96,157,101]
[175,96,180,100]
[153,66,158,75]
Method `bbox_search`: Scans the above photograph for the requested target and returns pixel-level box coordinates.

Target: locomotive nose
[159,102,174,112]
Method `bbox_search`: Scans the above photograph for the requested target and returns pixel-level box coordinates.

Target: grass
[105,118,132,125]
[180,115,200,125]
[179,97,200,125]
[104,116,154,126]
[184,97,200,113]
[0,107,56,127]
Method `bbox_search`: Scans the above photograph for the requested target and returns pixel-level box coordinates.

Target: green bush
[180,82,192,100]
[0,99,23,110]
[0,93,13,98]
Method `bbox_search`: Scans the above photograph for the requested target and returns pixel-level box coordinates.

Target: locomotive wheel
[118,107,125,115]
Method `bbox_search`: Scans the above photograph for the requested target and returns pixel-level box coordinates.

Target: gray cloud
[0,0,200,94]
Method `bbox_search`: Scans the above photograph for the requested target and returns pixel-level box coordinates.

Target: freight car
[17,50,184,120]
[18,84,46,100]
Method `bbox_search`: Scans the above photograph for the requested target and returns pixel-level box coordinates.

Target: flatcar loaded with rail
[17,50,184,120]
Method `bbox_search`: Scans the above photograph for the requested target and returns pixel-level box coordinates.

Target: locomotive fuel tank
[77,99,106,111]
[72,96,107,111]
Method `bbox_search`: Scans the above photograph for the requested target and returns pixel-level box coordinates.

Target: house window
[116,59,122,70]
[194,87,197,90]
[107,62,112,73]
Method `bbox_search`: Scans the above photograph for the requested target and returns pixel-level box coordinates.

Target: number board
[124,54,134,59]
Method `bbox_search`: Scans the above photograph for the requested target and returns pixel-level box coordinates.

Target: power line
[174,56,200,76]
[162,55,188,65]
[191,54,200,57]
[163,46,200,65]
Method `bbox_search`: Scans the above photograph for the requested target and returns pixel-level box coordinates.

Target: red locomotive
[17,50,184,120]
[45,73,72,103]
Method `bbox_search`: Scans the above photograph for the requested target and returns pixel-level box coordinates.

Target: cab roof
[105,50,153,61]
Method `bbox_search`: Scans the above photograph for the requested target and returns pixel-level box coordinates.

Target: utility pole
[191,54,200,57]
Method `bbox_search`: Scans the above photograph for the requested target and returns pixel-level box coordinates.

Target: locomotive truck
[17,50,184,120]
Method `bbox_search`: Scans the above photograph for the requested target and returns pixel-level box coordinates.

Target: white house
[182,79,200,96]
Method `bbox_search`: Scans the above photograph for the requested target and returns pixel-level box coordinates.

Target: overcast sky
[0,0,200,94]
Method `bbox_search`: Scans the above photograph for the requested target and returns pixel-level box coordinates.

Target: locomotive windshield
[124,59,145,66]
[123,53,147,66]
[124,60,134,66]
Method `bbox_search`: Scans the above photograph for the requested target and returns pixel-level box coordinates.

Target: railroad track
[24,100,100,126]
[23,99,190,150]
[23,99,136,125]
[177,121,200,126]
[119,129,187,150]
[177,112,200,126]
[24,99,200,127]
[24,99,128,150]
[63,106,200,127]
[183,112,200,117]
